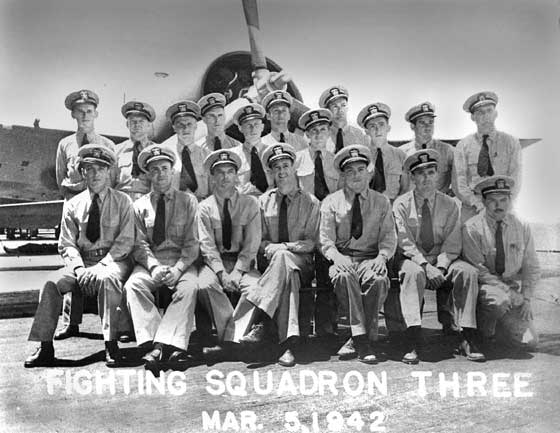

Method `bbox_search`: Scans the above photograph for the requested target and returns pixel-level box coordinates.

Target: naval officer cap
[262,90,292,112]
[138,144,176,173]
[404,149,440,173]
[474,175,515,198]
[198,93,226,116]
[298,108,332,131]
[261,143,297,169]
[64,89,99,110]
[357,102,391,128]
[334,144,372,171]
[405,101,436,123]
[463,91,498,113]
[319,85,349,108]
[121,100,156,122]
[78,144,116,168]
[166,100,201,123]
[204,149,242,173]
[233,103,266,126]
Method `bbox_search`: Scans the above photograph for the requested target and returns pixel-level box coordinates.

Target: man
[114,101,157,201]
[463,176,539,349]
[197,93,242,153]
[24,145,134,368]
[54,89,116,340]
[124,145,199,372]
[320,145,396,364]
[357,103,407,202]
[197,149,262,356]
[261,90,308,151]
[231,143,320,366]
[165,100,211,200]
[318,85,368,154]
[453,91,522,223]
[232,103,270,196]
[401,102,454,195]
[389,149,484,364]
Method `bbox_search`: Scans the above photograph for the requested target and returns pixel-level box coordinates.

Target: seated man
[124,145,200,372]
[25,145,134,368]
[320,145,396,364]
[462,176,539,349]
[389,149,484,364]
[197,149,262,358]
[231,143,320,367]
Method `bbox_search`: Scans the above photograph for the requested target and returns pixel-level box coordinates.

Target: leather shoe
[458,339,486,362]
[203,342,238,364]
[24,345,55,368]
[337,337,357,360]
[54,324,79,340]
[104,341,121,368]
[168,350,190,365]
[277,348,296,367]
[402,348,419,365]
[356,338,377,365]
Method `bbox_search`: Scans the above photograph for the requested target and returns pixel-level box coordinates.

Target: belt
[83,248,110,259]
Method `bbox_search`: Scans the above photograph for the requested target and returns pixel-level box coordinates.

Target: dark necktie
[85,193,100,243]
[278,195,289,242]
[153,194,166,246]
[421,142,427,149]
[180,146,198,192]
[477,134,494,177]
[81,134,89,146]
[279,132,286,143]
[222,198,232,250]
[335,128,344,153]
[420,198,434,252]
[214,136,222,151]
[250,146,268,193]
[131,141,142,177]
[350,193,363,239]
[314,151,329,201]
[370,149,386,192]
[495,221,505,275]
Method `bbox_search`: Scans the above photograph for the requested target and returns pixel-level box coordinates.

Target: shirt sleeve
[58,201,84,270]
[259,197,271,252]
[508,135,522,199]
[319,197,339,260]
[393,199,427,265]
[174,195,200,272]
[288,197,319,254]
[55,140,66,193]
[132,205,161,272]
[235,198,261,273]
[520,223,540,298]
[377,197,397,259]
[100,194,135,265]
[452,139,481,209]
[198,203,225,274]
[462,223,503,286]
[436,200,461,269]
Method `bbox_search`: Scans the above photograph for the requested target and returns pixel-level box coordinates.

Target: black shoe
[54,324,79,340]
[104,341,121,368]
[337,337,357,360]
[203,342,238,364]
[278,349,296,367]
[24,345,55,368]
[402,348,419,365]
[168,349,190,366]
[239,322,267,344]
[402,326,421,365]
[458,338,486,362]
[356,337,377,364]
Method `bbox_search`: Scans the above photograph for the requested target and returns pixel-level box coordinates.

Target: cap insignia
[151,148,161,156]
[369,105,378,114]
[133,102,143,111]
[311,113,319,121]
[478,94,486,102]
[219,152,229,161]
[350,149,359,158]
[273,146,283,156]
[497,179,506,189]
[331,88,339,96]
[208,96,216,105]
[419,154,429,163]
[245,106,253,114]
[92,150,101,158]
[421,104,429,112]
[178,104,187,112]
[80,90,89,100]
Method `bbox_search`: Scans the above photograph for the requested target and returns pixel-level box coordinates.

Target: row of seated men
[24,86,537,370]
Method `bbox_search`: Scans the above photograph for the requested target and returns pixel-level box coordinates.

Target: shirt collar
[277,186,301,202]
[475,129,497,142]
[413,189,436,209]
[414,138,434,150]
[484,210,511,229]
[343,186,368,201]
[151,187,175,201]
[272,129,289,140]
[215,190,239,207]
[89,186,108,203]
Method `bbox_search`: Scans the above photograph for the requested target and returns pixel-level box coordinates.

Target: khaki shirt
[168,140,211,201]
[198,191,261,274]
[198,133,242,154]
[59,187,134,270]
[366,140,408,201]
[114,139,153,197]
[393,190,461,269]
[320,187,396,260]
[262,130,308,152]
[325,123,368,154]
[259,188,320,254]
[462,211,540,297]
[133,188,199,272]
[295,147,342,198]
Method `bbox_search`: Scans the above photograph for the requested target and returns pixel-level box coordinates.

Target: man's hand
[371,255,387,276]
[161,266,182,288]
[221,270,242,294]
[331,251,353,274]
[76,267,97,297]
[264,243,288,260]
[520,299,533,321]
[424,263,445,290]
[246,70,291,104]
[151,265,169,284]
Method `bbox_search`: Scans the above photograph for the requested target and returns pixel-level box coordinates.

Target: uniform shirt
[198,191,261,274]
[114,139,153,197]
[393,190,461,269]
[366,140,408,201]
[233,141,272,196]
[197,133,242,154]
[462,211,540,298]
[452,130,521,208]
[168,139,211,200]
[320,187,396,260]
[400,138,455,194]
[133,188,199,272]
[326,123,368,154]
[55,132,116,195]
[262,130,309,152]
[295,147,341,198]
[259,187,320,254]
[59,187,134,270]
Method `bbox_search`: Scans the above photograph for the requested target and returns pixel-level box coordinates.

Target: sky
[1,0,559,222]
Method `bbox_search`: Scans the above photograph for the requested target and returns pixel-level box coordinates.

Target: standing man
[232,103,270,196]
[124,145,200,372]
[114,101,157,201]
[320,145,396,364]
[197,93,242,153]
[261,90,308,151]
[389,150,484,364]
[54,89,116,340]
[453,91,521,223]
[197,149,262,356]
[463,176,539,349]
[318,85,367,154]
[24,145,134,368]
[357,103,407,202]
[231,143,320,366]
[165,100,211,200]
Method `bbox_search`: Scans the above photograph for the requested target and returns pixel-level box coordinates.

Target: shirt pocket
[169,214,189,246]
[101,212,120,241]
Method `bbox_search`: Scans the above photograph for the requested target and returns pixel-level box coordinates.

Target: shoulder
[457,134,476,148]
[435,191,458,211]
[239,193,259,208]
[100,135,116,147]
[393,190,413,208]
[57,134,76,149]
[321,189,344,209]
[175,189,198,206]
[464,212,485,233]
[259,188,276,204]
[495,130,520,146]
[110,188,133,205]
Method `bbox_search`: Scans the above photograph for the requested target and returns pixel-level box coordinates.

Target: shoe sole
[24,360,55,368]
[402,358,419,365]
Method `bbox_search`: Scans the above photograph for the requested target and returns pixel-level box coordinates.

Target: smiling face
[411,115,434,145]
[267,103,290,132]
[483,192,511,221]
[365,116,391,146]
[240,118,264,144]
[172,115,198,144]
[71,102,98,133]
[148,159,173,193]
[342,161,369,194]
[212,163,238,198]
[203,106,225,136]
[126,114,151,142]
[411,164,438,196]
[305,122,330,149]
[82,162,110,194]
[271,158,296,192]
[471,104,498,134]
